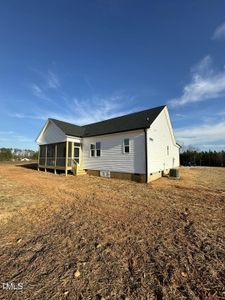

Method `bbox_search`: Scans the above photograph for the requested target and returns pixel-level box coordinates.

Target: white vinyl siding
[147,107,180,174]
[36,121,66,145]
[83,130,145,174]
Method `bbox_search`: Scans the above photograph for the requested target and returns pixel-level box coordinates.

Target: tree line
[0,148,13,161]
[0,148,38,161]
[1,147,224,167]
[180,150,225,167]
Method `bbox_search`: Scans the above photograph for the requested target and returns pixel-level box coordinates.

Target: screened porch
[38,141,82,175]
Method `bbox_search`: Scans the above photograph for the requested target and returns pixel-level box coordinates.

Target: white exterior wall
[147,107,180,174]
[36,120,66,145]
[83,130,146,174]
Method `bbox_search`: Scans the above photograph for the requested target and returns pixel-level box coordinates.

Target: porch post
[71,142,74,162]
[65,141,68,176]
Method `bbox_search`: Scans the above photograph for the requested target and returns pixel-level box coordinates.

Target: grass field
[0,164,224,300]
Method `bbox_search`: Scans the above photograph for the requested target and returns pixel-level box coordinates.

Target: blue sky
[0,0,225,151]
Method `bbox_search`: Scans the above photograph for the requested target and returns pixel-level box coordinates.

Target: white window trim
[90,143,95,157]
[123,138,130,154]
[96,142,101,157]
[90,142,101,157]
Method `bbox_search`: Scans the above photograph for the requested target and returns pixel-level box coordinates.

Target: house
[20,158,30,162]
[36,105,180,182]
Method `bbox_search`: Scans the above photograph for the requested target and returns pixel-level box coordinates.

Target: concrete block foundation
[85,169,146,183]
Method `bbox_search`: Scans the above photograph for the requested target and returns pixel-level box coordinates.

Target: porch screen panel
[68,142,72,166]
[39,145,46,165]
[56,142,66,166]
[47,144,55,166]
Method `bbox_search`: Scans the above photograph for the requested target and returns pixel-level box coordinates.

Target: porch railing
[67,158,74,167]
[39,157,66,167]
[39,157,78,167]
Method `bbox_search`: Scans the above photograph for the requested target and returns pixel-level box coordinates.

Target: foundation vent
[100,170,111,178]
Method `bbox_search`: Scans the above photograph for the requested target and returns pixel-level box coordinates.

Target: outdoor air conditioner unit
[100,170,111,178]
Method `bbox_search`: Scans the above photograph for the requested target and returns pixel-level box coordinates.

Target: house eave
[83,126,149,138]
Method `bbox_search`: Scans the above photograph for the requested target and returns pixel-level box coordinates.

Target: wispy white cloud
[47,71,60,89]
[0,131,14,142]
[0,131,14,135]
[31,83,51,102]
[69,95,138,125]
[169,55,225,107]
[175,121,225,145]
[201,144,225,150]
[173,113,186,120]
[175,113,185,118]
[13,135,33,142]
[31,68,60,89]
[10,112,46,120]
[212,21,225,40]
[0,137,10,142]
[11,113,27,119]
[30,68,61,105]
[0,133,32,144]
[217,110,225,116]
[11,95,140,125]
[31,83,42,95]
[11,111,74,123]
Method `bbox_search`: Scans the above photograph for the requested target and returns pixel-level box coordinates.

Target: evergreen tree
[180,149,225,167]
[0,148,13,161]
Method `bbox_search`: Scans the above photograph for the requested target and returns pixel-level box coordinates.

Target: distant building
[21,158,30,161]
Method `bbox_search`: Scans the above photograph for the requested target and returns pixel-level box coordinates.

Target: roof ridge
[49,105,166,138]
[49,105,166,128]
[83,105,166,127]
[49,118,81,127]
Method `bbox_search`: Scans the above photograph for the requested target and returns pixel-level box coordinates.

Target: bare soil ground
[0,164,224,300]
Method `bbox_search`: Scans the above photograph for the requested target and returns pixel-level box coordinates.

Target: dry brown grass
[0,164,224,300]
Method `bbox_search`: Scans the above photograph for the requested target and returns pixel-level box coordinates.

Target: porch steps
[76,169,87,176]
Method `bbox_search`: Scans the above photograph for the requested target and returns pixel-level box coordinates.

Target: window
[90,142,101,157]
[123,138,130,153]
[90,144,95,157]
[96,142,101,157]
[167,145,169,155]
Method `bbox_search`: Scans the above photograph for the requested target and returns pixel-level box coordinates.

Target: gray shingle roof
[49,105,165,138]
[49,118,85,137]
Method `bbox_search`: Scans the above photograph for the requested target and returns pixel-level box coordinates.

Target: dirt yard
[0,164,224,300]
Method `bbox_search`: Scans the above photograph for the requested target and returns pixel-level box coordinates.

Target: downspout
[144,128,148,183]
